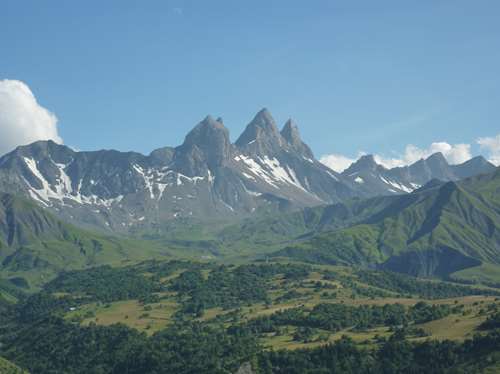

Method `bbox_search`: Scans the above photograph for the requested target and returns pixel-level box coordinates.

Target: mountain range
[341,152,495,195]
[272,168,500,278]
[0,108,499,288]
[0,108,494,234]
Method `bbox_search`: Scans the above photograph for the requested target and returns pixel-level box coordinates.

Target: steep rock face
[0,140,156,230]
[173,116,234,176]
[0,109,362,232]
[148,147,175,166]
[233,110,359,206]
[0,108,493,234]
[235,108,284,156]
[281,119,315,160]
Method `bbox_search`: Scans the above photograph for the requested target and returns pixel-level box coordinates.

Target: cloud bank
[0,79,62,156]
[373,142,472,169]
[320,137,499,173]
[319,153,359,173]
[478,134,500,166]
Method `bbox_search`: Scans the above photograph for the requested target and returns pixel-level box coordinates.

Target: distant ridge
[272,166,500,278]
[340,152,495,196]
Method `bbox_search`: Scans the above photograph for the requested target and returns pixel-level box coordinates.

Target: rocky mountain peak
[419,152,454,180]
[183,115,229,145]
[235,108,284,155]
[0,107,497,236]
[281,119,300,141]
[8,140,74,163]
[0,140,76,189]
[451,155,496,179]
[280,119,315,159]
[343,154,381,175]
[426,152,448,166]
[174,115,233,175]
[251,107,278,130]
[458,155,492,168]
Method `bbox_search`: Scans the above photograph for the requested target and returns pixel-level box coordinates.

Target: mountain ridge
[341,151,495,196]
[0,108,495,234]
[0,109,360,231]
[271,166,500,278]
[0,191,169,288]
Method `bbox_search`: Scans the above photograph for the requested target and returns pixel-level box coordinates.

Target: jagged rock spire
[174,115,233,175]
[281,119,314,159]
[235,108,284,156]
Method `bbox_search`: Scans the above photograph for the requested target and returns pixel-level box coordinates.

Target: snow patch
[236,154,310,193]
[325,170,339,181]
[23,157,123,208]
[133,164,155,199]
[380,176,414,193]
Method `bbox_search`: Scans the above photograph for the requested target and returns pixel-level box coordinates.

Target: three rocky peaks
[0,108,495,232]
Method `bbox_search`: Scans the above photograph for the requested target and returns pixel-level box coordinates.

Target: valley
[3,1,500,371]
[2,259,500,373]
[0,113,499,373]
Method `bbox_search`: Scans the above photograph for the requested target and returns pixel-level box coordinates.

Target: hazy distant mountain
[341,152,495,195]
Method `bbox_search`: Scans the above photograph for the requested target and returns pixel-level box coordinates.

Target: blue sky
[1,0,500,168]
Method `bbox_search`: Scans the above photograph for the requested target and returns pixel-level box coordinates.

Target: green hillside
[216,194,400,254]
[0,356,28,374]
[274,169,500,279]
[0,192,170,289]
[2,168,500,289]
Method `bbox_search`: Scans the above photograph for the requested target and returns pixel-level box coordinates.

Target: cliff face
[0,109,360,232]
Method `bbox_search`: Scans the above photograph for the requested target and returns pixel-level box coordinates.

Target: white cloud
[320,153,358,172]
[372,154,405,169]
[320,142,472,172]
[0,79,62,156]
[477,134,500,166]
[400,142,471,166]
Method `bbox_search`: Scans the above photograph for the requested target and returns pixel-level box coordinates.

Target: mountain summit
[0,108,494,233]
[281,119,314,159]
[341,152,495,195]
[235,108,284,156]
[0,109,361,231]
[343,155,382,175]
[174,115,233,175]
